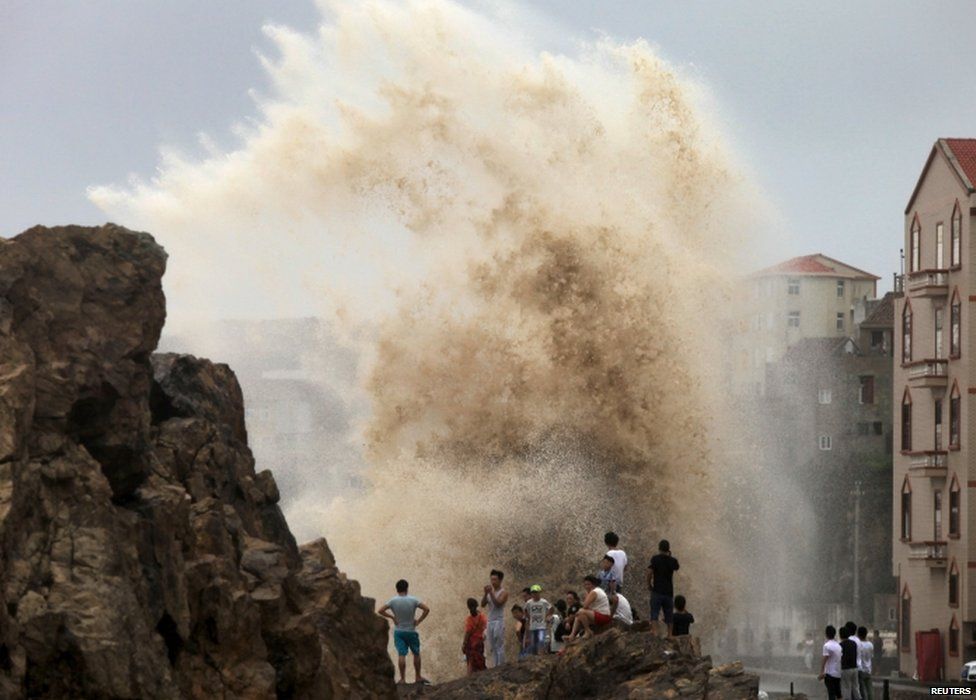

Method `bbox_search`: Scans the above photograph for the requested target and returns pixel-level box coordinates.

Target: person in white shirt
[610,593,633,627]
[818,625,842,700]
[856,625,874,700]
[604,531,629,593]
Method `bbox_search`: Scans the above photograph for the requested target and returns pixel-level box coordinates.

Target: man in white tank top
[481,569,509,666]
[568,575,613,640]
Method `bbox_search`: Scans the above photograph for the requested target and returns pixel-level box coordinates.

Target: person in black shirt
[839,624,862,700]
[562,591,582,642]
[671,595,695,636]
[646,539,679,635]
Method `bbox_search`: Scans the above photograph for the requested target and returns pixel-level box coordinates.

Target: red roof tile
[753,254,879,279]
[762,256,834,274]
[944,138,976,188]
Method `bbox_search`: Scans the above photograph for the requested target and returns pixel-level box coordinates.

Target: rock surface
[0,225,395,699]
[399,629,759,699]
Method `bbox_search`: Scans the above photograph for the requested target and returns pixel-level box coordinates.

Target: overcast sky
[3,0,976,291]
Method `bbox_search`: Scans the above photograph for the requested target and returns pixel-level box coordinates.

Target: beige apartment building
[732,255,879,395]
[894,138,976,678]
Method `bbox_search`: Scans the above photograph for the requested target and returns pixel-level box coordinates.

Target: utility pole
[854,480,862,619]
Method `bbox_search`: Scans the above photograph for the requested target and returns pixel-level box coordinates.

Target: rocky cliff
[0,224,396,699]
[402,628,759,699]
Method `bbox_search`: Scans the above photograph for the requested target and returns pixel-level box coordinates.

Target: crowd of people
[377,532,696,684]
[818,622,876,700]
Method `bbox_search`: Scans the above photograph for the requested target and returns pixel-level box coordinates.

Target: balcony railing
[909,451,948,470]
[906,269,949,296]
[906,359,948,387]
[908,541,948,566]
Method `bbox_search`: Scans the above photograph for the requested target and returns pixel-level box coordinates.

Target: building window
[902,302,913,363]
[818,389,832,404]
[901,586,911,650]
[871,330,885,350]
[859,376,875,404]
[935,307,945,359]
[952,201,962,267]
[950,561,960,606]
[950,291,961,358]
[950,617,960,657]
[901,477,912,540]
[818,435,832,451]
[788,311,800,328]
[836,312,845,331]
[873,421,884,435]
[950,382,961,449]
[910,217,921,272]
[902,390,912,452]
[934,489,943,540]
[788,278,800,295]
[935,399,943,450]
[837,279,845,297]
[950,477,960,537]
[937,222,945,268]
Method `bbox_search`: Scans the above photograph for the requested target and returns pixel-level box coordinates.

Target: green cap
[530,584,542,592]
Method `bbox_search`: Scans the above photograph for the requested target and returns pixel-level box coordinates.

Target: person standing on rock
[604,531,629,593]
[598,555,618,594]
[646,539,679,635]
[377,579,430,685]
[524,585,552,656]
[462,597,488,674]
[481,569,509,667]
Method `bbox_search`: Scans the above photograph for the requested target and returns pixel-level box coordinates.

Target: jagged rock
[399,630,759,699]
[0,224,396,699]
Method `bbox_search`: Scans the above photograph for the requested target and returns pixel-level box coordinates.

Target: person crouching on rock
[377,579,430,685]
[567,575,613,641]
[671,595,695,636]
[563,591,582,639]
[462,597,487,674]
[610,592,633,628]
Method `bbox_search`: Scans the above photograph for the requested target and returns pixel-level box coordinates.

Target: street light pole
[854,480,862,619]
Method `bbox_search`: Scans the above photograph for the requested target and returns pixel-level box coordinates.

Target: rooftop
[752,254,880,280]
[944,138,976,189]
[859,292,897,330]
[906,138,976,213]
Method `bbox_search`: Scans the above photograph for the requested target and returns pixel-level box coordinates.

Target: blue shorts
[393,630,421,656]
[650,592,674,624]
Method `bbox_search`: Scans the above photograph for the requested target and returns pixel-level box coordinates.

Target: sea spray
[91,0,775,678]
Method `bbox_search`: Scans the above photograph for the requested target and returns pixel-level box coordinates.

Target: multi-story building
[894,138,976,679]
[722,258,898,662]
[762,301,897,616]
[732,255,880,395]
